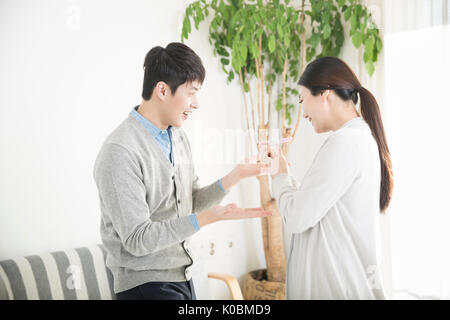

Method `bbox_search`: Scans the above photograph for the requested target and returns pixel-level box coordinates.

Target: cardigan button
[172,176,175,180]
[177,199,181,204]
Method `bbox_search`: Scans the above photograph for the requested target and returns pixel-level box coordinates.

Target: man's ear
[154,81,170,100]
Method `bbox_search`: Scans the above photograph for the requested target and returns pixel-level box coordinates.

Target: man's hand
[197,203,272,228]
[220,158,270,191]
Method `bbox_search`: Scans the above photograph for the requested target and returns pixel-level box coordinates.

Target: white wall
[0,0,390,299]
[0,0,267,299]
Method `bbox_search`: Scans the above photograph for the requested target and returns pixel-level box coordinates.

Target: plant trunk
[257,175,286,283]
[254,124,288,283]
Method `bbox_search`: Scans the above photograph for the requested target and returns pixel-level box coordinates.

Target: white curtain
[383,0,450,299]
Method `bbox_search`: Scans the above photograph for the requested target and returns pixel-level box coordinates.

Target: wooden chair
[207,272,244,300]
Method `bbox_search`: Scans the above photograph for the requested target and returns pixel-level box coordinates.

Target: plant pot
[243,269,285,300]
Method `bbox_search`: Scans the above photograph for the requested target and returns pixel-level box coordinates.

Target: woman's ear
[321,89,331,101]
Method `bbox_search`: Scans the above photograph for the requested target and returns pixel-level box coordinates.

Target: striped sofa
[0,244,244,300]
[0,244,116,300]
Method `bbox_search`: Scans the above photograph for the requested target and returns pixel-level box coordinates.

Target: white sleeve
[272,132,360,234]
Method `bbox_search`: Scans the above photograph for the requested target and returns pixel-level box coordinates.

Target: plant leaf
[352,31,362,48]
[323,24,331,39]
[269,34,276,53]
[366,60,374,76]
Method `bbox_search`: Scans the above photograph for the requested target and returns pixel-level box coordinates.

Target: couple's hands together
[198,149,290,228]
[197,158,272,228]
[221,148,291,191]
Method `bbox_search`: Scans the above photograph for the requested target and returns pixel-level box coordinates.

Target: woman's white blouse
[272,117,386,299]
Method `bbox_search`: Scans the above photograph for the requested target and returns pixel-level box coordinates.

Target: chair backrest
[0,244,116,300]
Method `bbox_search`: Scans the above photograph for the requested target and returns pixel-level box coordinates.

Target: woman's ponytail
[359,87,394,213]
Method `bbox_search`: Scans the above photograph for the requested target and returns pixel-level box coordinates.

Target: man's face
[163,81,201,128]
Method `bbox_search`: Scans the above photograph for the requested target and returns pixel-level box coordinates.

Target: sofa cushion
[0,244,115,300]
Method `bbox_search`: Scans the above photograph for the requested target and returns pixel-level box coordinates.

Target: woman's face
[299,85,331,133]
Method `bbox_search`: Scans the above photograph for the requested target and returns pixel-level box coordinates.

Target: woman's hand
[268,145,290,177]
[197,203,272,227]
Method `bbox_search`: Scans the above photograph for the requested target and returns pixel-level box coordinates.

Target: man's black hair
[141,42,205,100]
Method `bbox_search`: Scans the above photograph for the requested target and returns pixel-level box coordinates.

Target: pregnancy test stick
[280,136,293,143]
[259,136,293,145]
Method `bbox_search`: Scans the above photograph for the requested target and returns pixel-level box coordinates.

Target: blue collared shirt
[131,106,173,164]
[131,106,227,231]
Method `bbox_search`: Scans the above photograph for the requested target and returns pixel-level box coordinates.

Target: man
[93,42,270,300]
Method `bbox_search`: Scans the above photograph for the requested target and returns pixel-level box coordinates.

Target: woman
[270,57,394,299]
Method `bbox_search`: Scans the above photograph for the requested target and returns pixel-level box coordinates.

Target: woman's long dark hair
[298,56,393,213]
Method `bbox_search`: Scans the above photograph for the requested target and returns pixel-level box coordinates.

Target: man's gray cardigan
[93,111,228,293]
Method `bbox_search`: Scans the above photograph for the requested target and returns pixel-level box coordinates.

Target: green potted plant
[181,0,382,299]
